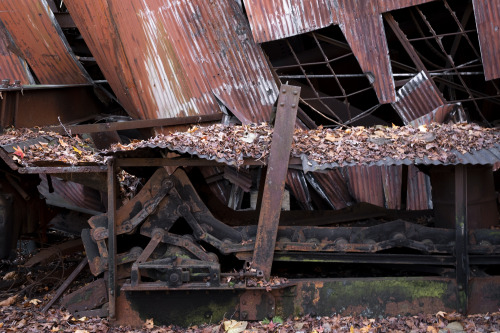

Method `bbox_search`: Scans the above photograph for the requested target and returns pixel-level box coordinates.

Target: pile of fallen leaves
[107,123,500,167]
[0,127,103,166]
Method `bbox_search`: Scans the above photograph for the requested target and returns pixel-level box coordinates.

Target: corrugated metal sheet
[309,169,353,209]
[406,165,432,210]
[392,71,445,124]
[381,165,402,210]
[0,0,90,84]
[336,0,395,103]
[409,103,464,127]
[243,0,333,43]
[38,175,105,214]
[345,165,384,207]
[472,0,500,81]
[0,24,33,84]
[243,0,437,104]
[65,0,277,123]
[63,0,143,119]
[286,169,313,210]
[300,143,500,172]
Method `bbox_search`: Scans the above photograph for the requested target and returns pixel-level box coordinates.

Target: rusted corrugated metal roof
[286,169,313,210]
[63,0,143,119]
[243,0,333,43]
[65,0,277,123]
[243,0,436,104]
[0,0,90,84]
[0,24,33,85]
[472,0,500,81]
[392,71,445,124]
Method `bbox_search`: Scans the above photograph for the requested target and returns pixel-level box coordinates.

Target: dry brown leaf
[0,295,17,307]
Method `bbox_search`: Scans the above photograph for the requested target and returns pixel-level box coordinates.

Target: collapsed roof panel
[0,24,34,85]
[65,0,277,123]
[472,0,500,80]
[0,0,90,84]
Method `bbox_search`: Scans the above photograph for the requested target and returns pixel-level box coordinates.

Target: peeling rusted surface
[0,0,90,84]
[472,0,500,80]
[0,24,32,84]
[65,0,277,123]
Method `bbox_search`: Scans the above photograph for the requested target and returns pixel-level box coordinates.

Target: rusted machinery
[0,0,500,327]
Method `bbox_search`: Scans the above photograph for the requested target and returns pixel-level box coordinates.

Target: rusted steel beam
[251,84,300,279]
[41,257,88,312]
[18,166,107,174]
[107,158,117,319]
[47,113,224,135]
[455,165,469,313]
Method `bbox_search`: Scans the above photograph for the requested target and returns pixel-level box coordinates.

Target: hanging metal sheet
[472,0,500,81]
[243,0,437,104]
[0,0,90,84]
[345,165,384,207]
[63,0,143,118]
[381,165,402,210]
[406,165,432,210]
[65,0,277,123]
[392,71,445,124]
[311,169,353,210]
[0,24,33,84]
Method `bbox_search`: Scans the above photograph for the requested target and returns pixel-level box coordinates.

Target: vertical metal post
[455,165,468,313]
[251,84,300,280]
[107,158,117,318]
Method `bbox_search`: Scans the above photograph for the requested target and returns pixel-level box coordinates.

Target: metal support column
[107,158,117,318]
[455,165,469,313]
[251,84,300,279]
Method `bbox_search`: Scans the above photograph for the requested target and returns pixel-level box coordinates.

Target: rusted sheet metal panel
[0,0,90,84]
[409,103,464,127]
[406,165,432,210]
[472,0,500,81]
[381,165,402,210]
[66,0,276,123]
[392,71,445,124]
[286,169,313,210]
[63,0,143,118]
[0,25,33,84]
[243,0,333,43]
[346,165,384,207]
[335,0,395,104]
[312,170,353,210]
[377,0,436,12]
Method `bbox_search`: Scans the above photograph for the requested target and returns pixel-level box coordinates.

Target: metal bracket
[239,290,275,321]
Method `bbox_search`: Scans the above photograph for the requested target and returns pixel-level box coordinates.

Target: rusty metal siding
[377,0,436,12]
[64,0,143,119]
[392,71,445,124]
[286,169,313,210]
[345,165,384,207]
[472,0,500,81]
[66,0,276,123]
[243,0,333,43]
[312,170,353,210]
[178,0,277,123]
[381,165,402,210]
[0,0,90,84]
[406,165,432,210]
[0,25,33,84]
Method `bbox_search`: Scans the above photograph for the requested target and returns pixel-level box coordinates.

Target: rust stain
[66,0,277,124]
[0,24,33,84]
[472,0,500,81]
[0,0,90,84]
